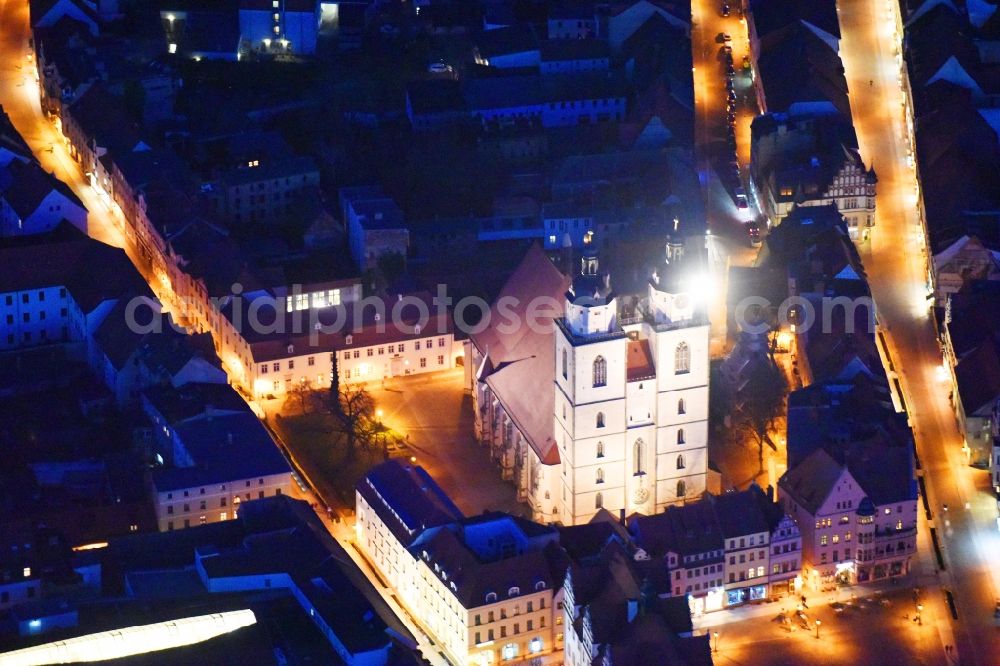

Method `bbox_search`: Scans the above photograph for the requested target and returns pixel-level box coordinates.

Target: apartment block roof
[357,461,464,547]
[151,410,290,491]
[0,223,150,310]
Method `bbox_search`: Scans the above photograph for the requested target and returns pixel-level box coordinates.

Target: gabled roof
[757,20,849,118]
[0,223,150,311]
[956,339,1000,415]
[0,158,84,219]
[470,244,570,465]
[0,106,32,164]
[778,448,848,513]
[748,0,841,41]
[540,38,610,62]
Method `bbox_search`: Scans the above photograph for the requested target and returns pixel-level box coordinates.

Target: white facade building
[471,238,710,527]
[553,239,710,525]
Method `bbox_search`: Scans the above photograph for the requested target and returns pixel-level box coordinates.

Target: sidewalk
[693,578,903,630]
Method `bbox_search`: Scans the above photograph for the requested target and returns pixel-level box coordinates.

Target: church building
[470,230,710,525]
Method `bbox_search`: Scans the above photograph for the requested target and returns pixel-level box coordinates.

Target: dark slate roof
[955,339,1000,415]
[406,79,466,115]
[413,527,558,609]
[475,25,539,59]
[539,38,610,62]
[0,158,84,219]
[786,375,900,468]
[0,106,32,162]
[778,448,845,513]
[756,20,849,117]
[711,485,772,538]
[151,412,290,491]
[567,539,710,665]
[0,223,150,311]
[469,243,570,465]
[356,461,464,547]
[749,0,840,41]
[109,494,416,655]
[628,500,724,558]
[143,381,251,425]
[66,85,145,157]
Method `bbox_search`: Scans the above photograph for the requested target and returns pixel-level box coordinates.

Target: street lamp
[713,632,719,653]
[916,604,923,626]
[815,619,822,639]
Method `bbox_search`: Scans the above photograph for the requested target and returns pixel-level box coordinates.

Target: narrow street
[838,0,1000,661]
[691,0,761,358]
[0,0,124,249]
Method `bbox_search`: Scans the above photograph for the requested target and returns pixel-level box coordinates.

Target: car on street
[727,90,737,102]
[720,44,733,55]
[716,32,732,44]
[747,221,762,246]
[721,3,730,16]
[726,63,736,76]
[735,186,749,208]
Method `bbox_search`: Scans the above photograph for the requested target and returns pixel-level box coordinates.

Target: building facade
[553,239,710,525]
[779,449,917,588]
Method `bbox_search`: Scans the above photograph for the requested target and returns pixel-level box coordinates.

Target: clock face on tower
[675,294,690,310]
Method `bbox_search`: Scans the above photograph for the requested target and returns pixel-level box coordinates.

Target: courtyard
[271,368,522,519]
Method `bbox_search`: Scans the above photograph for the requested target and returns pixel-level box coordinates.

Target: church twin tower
[551,234,710,524]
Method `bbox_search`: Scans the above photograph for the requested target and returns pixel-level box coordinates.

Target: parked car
[743,54,751,70]
[735,186,749,207]
[747,221,762,246]
[717,32,732,44]
[720,44,733,55]
[727,90,737,102]
[726,63,736,76]
[721,3,730,16]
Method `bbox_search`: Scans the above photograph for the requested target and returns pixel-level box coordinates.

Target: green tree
[333,382,378,459]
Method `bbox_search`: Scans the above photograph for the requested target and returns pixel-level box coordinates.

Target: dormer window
[287,344,294,354]
[535,581,546,591]
[508,586,520,597]
[345,335,353,345]
[486,592,497,604]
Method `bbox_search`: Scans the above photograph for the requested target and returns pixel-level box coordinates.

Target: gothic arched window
[595,492,603,510]
[596,441,605,458]
[677,428,685,445]
[677,398,686,415]
[677,480,687,498]
[561,348,568,380]
[592,356,607,387]
[674,342,690,375]
[596,412,605,428]
[596,468,605,484]
[633,439,645,476]
[677,454,685,470]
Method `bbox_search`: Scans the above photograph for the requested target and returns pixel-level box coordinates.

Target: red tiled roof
[470,243,570,466]
[626,338,655,382]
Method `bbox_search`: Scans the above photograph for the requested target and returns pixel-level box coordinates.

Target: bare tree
[334,383,379,458]
[732,359,786,476]
[285,381,319,415]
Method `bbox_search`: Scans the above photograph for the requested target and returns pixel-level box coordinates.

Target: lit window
[530,638,543,653]
[168,43,177,54]
[273,12,279,20]
[23,567,31,578]
[273,25,280,34]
